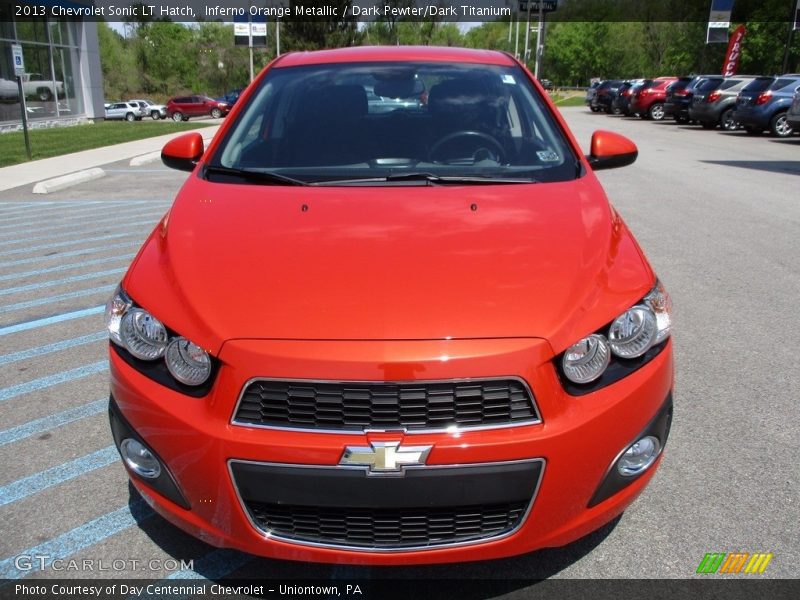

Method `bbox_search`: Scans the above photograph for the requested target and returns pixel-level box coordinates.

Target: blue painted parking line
[0,284,114,314]
[0,202,163,233]
[0,254,134,283]
[0,500,154,580]
[0,361,107,403]
[0,267,126,297]
[0,331,106,366]
[0,306,104,337]
[0,398,107,446]
[0,240,140,269]
[0,232,142,258]
[0,445,118,507]
[0,213,161,246]
[0,202,161,229]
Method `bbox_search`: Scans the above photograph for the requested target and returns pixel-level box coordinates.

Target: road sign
[519,0,557,12]
[12,44,25,76]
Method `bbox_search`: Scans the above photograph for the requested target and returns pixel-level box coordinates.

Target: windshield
[210,61,578,185]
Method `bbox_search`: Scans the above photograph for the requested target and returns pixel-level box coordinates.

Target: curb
[129,151,161,167]
[32,168,106,195]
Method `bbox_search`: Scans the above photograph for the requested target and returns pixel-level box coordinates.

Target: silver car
[127,99,167,120]
[105,102,145,122]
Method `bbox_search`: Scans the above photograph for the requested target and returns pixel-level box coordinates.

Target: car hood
[126,174,653,355]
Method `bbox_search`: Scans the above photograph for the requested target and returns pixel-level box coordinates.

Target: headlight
[608,306,657,358]
[559,280,672,391]
[120,308,169,360]
[562,334,611,383]
[165,337,212,385]
[105,287,215,390]
[104,286,132,345]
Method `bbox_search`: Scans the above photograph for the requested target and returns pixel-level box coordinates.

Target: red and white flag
[722,25,746,76]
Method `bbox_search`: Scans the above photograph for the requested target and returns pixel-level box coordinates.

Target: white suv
[128,99,167,120]
[105,102,145,121]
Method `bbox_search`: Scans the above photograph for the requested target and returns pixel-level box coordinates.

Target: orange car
[106,46,674,564]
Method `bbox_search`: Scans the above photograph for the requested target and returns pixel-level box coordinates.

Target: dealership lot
[0,107,797,585]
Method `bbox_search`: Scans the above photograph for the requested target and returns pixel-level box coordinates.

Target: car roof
[275,46,516,68]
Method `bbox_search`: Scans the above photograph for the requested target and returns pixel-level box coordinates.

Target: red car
[106,46,674,565]
[629,77,678,120]
[166,95,230,122]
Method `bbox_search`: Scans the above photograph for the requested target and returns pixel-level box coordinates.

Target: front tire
[125,112,135,122]
[171,112,184,122]
[648,103,665,121]
[720,108,738,131]
[210,108,222,119]
[37,88,53,102]
[151,111,161,120]
[769,112,793,138]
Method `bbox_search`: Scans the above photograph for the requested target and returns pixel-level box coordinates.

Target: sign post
[11,44,32,161]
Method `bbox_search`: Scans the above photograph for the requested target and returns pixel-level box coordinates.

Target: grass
[0,121,214,168]
[551,94,587,107]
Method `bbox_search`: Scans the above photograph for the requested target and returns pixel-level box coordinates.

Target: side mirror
[161,132,204,172]
[587,130,638,171]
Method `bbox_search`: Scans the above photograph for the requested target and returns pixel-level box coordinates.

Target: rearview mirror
[161,133,204,172]
[587,131,638,171]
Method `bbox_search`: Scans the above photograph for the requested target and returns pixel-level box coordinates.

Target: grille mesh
[246,502,527,548]
[234,379,537,431]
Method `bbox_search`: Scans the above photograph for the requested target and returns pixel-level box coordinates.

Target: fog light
[120,438,161,479]
[617,435,661,476]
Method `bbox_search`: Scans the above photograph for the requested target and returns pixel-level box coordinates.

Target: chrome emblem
[339,442,432,475]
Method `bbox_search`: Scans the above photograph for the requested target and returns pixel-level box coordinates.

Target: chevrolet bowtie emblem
[339,442,432,475]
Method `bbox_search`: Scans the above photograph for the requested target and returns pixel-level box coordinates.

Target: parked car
[688,75,756,131]
[585,80,601,111]
[20,73,64,101]
[216,88,243,106]
[629,77,678,120]
[733,75,800,137]
[591,80,624,113]
[613,80,645,116]
[664,75,723,123]
[105,102,145,122]
[539,78,554,91]
[787,89,800,131]
[128,99,167,120]
[166,95,231,121]
[108,46,674,565]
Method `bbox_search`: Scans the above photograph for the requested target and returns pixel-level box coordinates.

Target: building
[1,1,104,131]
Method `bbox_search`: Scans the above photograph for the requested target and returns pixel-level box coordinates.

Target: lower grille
[233,378,539,432]
[246,502,527,549]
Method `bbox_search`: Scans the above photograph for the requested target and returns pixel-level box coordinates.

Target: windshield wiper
[311,172,536,186]
[204,165,307,186]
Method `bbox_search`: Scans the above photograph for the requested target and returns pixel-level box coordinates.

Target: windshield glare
[212,62,577,184]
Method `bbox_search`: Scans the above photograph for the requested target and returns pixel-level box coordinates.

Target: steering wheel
[428,130,506,164]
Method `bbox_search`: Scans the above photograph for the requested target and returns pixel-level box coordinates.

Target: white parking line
[0,306,104,337]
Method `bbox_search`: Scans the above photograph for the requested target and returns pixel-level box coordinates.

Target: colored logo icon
[697,552,773,574]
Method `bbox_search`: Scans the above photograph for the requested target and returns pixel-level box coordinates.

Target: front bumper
[109,337,674,564]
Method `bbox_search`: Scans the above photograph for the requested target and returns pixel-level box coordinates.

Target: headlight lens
[643,281,672,345]
[562,334,611,383]
[104,287,132,345]
[165,337,212,386]
[608,306,657,358]
[120,308,169,361]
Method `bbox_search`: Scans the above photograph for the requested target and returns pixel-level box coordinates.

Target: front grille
[246,501,527,549]
[233,378,538,431]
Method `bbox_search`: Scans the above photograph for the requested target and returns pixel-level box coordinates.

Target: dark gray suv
[733,75,800,137]
[689,76,756,131]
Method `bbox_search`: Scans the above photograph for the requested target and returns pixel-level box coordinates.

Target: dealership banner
[721,24,746,76]
[707,0,736,43]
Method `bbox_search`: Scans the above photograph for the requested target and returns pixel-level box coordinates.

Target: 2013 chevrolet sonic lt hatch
[106,46,674,565]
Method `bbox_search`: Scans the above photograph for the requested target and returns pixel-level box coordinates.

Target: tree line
[97,0,799,101]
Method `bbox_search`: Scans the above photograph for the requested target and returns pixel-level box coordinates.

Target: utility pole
[523,1,531,63]
[534,2,545,79]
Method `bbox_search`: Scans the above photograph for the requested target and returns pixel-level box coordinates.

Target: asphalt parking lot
[0,107,797,591]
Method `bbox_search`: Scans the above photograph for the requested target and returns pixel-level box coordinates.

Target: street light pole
[534,3,545,78]
[523,1,531,63]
